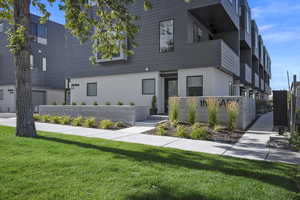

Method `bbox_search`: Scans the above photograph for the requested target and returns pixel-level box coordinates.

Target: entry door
[165,78,178,113]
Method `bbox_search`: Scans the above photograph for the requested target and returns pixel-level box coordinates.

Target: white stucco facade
[0,84,64,113]
[70,67,234,113]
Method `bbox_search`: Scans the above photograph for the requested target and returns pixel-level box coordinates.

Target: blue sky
[31,0,300,90]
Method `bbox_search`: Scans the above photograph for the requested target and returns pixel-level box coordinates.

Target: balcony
[188,0,239,32]
[240,63,252,85]
[265,83,272,95]
[183,39,240,76]
[260,78,264,91]
[255,74,259,88]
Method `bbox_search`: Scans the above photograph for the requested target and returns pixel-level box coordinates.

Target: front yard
[0,126,299,200]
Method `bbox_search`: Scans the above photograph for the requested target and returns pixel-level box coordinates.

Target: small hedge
[33,115,128,130]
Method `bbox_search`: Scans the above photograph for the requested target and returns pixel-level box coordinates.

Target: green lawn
[0,126,299,200]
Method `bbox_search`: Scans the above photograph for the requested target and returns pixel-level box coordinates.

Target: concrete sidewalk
[0,112,300,165]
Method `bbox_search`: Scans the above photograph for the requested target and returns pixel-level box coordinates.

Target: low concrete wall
[39,105,150,125]
[174,97,256,130]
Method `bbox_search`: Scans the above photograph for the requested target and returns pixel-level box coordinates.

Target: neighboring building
[0,15,67,112]
[67,0,272,113]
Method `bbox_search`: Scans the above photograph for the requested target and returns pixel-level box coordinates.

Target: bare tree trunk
[14,0,36,137]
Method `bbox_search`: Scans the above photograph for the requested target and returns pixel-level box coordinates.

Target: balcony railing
[183,39,240,76]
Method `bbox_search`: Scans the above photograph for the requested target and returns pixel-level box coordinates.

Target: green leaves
[6,25,26,55]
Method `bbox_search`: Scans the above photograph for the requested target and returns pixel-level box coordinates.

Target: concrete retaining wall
[174,97,256,130]
[39,105,150,125]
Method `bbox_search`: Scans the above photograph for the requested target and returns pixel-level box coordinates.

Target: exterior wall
[46,89,65,105]
[0,85,16,113]
[39,105,150,125]
[175,97,256,130]
[178,67,234,97]
[70,71,162,112]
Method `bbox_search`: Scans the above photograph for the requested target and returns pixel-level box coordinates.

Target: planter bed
[33,114,130,130]
[147,121,244,144]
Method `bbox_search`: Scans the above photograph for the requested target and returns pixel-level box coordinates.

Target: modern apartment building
[0,15,67,112]
[67,0,272,113]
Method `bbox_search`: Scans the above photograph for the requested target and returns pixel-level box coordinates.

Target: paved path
[0,112,300,165]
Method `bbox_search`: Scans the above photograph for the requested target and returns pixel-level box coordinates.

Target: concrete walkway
[0,112,300,165]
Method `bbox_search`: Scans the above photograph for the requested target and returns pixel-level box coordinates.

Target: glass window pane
[160,20,174,53]
[142,79,155,95]
[187,76,203,87]
[87,83,97,96]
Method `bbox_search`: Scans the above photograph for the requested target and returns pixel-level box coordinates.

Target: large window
[87,83,97,96]
[193,23,203,43]
[0,89,3,100]
[159,19,174,53]
[30,54,34,69]
[142,79,155,95]
[30,22,47,45]
[187,76,203,96]
[246,11,250,33]
[42,57,47,72]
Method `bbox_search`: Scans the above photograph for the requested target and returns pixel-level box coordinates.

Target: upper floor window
[0,89,3,100]
[159,19,174,53]
[255,33,258,49]
[187,76,203,96]
[246,11,250,33]
[193,23,203,43]
[30,54,34,69]
[42,57,47,72]
[297,87,300,96]
[235,0,239,14]
[30,22,47,45]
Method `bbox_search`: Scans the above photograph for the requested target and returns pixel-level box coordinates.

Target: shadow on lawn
[37,135,298,193]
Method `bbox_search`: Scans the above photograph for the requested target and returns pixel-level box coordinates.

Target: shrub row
[169,97,240,132]
[33,114,127,130]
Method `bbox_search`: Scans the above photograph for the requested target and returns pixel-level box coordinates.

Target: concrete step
[147,115,168,121]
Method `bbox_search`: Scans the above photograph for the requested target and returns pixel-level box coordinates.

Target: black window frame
[186,76,203,97]
[142,79,156,95]
[87,82,98,97]
[159,19,175,53]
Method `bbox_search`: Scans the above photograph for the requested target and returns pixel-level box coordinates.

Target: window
[187,76,203,96]
[235,0,239,14]
[246,11,250,33]
[229,0,233,4]
[0,89,3,100]
[0,23,4,32]
[87,83,97,96]
[255,33,258,49]
[42,57,47,72]
[30,54,34,69]
[193,23,203,43]
[30,22,47,45]
[142,79,155,95]
[297,87,300,97]
[159,19,174,53]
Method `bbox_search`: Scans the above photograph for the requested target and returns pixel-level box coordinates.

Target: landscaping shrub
[83,117,97,128]
[176,125,187,138]
[192,122,202,129]
[155,125,167,136]
[33,114,42,121]
[290,131,300,151]
[117,101,124,106]
[93,101,98,106]
[129,102,135,106]
[51,116,61,124]
[99,120,114,129]
[105,102,111,105]
[41,115,51,123]
[169,97,180,123]
[72,102,77,106]
[150,96,157,115]
[187,97,198,124]
[227,101,239,132]
[81,102,86,105]
[191,127,209,140]
[114,121,126,129]
[207,98,219,129]
[60,116,71,125]
[71,116,84,126]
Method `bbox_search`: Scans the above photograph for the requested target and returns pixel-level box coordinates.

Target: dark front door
[165,78,178,113]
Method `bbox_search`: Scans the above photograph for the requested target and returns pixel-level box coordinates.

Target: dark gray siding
[0,15,66,89]
[66,0,240,79]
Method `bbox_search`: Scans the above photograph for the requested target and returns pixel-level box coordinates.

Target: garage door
[32,90,46,113]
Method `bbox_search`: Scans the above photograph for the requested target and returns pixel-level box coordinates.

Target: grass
[0,126,299,200]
